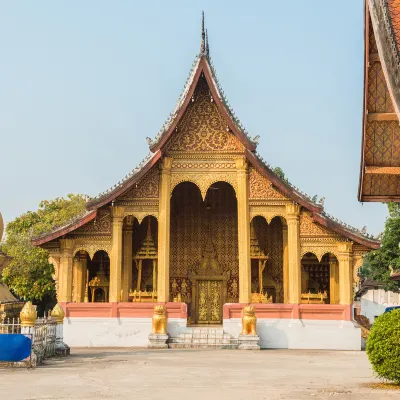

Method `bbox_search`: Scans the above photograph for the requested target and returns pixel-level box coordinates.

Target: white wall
[224,318,361,351]
[361,289,400,323]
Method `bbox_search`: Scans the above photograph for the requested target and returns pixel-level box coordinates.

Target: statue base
[148,333,169,349]
[237,334,260,350]
[55,342,70,356]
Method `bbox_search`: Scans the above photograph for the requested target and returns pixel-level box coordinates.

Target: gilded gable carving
[249,167,286,200]
[166,76,244,153]
[300,213,337,237]
[119,165,159,200]
[73,209,111,236]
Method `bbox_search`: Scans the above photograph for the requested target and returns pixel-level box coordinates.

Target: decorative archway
[170,181,238,323]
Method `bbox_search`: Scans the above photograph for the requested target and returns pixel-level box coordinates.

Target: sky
[0,0,388,235]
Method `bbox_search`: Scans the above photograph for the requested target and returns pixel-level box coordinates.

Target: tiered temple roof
[359,0,400,201]
[32,13,380,249]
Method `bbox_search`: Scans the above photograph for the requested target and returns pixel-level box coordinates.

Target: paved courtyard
[1,349,398,400]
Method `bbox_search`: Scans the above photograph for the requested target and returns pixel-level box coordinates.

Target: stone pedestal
[238,334,260,350]
[148,333,169,349]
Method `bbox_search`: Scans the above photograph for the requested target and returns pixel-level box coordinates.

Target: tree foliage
[1,194,87,306]
[366,309,400,384]
[361,203,400,291]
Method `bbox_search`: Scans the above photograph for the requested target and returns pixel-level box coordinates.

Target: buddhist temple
[33,14,379,349]
[359,0,400,201]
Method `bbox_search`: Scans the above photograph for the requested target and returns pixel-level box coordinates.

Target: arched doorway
[301,253,339,304]
[170,181,238,324]
[88,250,110,302]
[250,216,285,303]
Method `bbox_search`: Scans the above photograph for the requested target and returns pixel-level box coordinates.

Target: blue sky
[0,0,388,235]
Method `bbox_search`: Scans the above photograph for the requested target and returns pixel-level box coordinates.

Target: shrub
[366,309,400,384]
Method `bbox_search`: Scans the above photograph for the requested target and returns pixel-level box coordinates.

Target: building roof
[359,0,400,201]
[32,13,380,250]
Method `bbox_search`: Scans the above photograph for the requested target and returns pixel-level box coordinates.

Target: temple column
[79,252,88,302]
[122,216,134,302]
[59,239,74,303]
[329,256,339,304]
[338,242,353,305]
[72,256,79,302]
[235,158,251,304]
[109,206,125,302]
[282,225,289,304]
[157,157,172,302]
[286,204,301,304]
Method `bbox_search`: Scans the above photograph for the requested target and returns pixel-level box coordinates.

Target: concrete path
[1,349,398,399]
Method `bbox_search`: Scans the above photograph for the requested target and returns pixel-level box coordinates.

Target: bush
[366,309,400,384]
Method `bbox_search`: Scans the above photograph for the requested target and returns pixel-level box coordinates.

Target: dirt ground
[0,348,398,400]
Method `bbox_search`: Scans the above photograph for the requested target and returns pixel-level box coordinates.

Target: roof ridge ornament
[200,11,206,55]
[206,29,210,57]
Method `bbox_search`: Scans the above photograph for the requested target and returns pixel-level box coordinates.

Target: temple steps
[168,327,238,349]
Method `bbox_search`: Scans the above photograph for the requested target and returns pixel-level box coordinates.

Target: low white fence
[0,316,57,366]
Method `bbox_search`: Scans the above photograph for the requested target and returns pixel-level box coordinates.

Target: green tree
[366,309,400,384]
[0,194,87,313]
[361,203,400,291]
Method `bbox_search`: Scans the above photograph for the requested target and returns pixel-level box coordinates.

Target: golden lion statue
[152,305,167,334]
[241,305,257,335]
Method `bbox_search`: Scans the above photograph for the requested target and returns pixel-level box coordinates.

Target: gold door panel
[196,280,222,324]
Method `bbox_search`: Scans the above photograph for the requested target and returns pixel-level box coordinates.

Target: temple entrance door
[196,280,222,324]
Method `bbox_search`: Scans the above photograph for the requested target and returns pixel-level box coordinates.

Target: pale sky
[0,0,388,235]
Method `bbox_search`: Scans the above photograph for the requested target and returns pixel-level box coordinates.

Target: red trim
[246,150,323,214]
[223,303,352,321]
[358,2,369,202]
[62,302,188,319]
[86,150,162,210]
[150,56,256,153]
[312,213,380,249]
[32,211,97,246]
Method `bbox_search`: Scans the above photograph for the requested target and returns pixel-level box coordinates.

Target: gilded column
[286,204,301,304]
[79,252,88,302]
[72,256,80,302]
[109,206,125,302]
[329,256,339,305]
[338,242,353,305]
[122,216,134,302]
[235,158,251,304]
[282,225,289,304]
[157,157,172,302]
[59,239,74,303]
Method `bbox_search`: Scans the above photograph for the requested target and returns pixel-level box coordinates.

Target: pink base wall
[60,302,187,319]
[223,303,352,321]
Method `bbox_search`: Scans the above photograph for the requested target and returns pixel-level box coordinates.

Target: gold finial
[200,11,206,54]
[51,303,65,324]
[20,301,37,327]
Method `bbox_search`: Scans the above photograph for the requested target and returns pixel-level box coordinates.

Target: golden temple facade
[33,16,379,326]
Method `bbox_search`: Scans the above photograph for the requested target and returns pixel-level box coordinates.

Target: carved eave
[246,150,322,213]
[246,150,380,249]
[359,1,400,201]
[86,151,161,210]
[312,213,380,249]
[32,210,97,246]
[149,55,257,153]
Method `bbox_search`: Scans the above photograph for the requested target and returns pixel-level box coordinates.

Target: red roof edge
[150,56,256,153]
[32,210,97,246]
[86,151,162,211]
[245,149,323,214]
[312,213,380,249]
[358,1,369,202]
